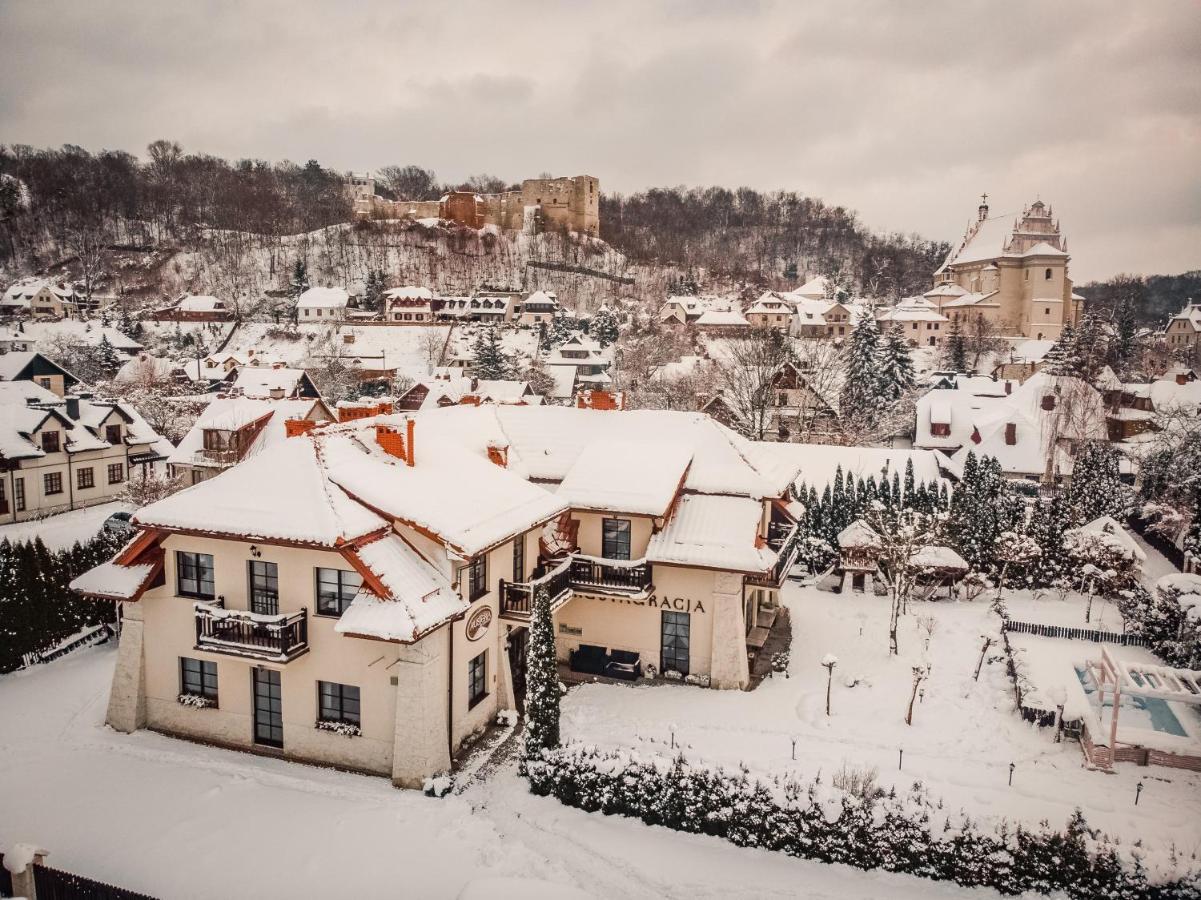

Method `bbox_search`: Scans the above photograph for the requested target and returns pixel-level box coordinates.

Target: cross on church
[980,192,988,206]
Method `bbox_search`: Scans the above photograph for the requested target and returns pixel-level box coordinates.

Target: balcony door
[660,611,690,676]
[252,668,283,748]
[249,561,279,616]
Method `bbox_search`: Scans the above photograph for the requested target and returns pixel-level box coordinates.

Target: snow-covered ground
[0,501,127,551]
[0,647,1001,900]
[219,321,452,378]
[561,585,1201,880]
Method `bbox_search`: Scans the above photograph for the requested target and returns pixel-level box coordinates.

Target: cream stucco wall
[572,511,656,559]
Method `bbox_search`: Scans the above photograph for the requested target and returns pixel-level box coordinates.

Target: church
[927,196,1084,340]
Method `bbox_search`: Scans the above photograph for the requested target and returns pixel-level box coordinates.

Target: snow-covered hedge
[526,744,1201,899]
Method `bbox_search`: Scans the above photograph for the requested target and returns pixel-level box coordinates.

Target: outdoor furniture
[605,649,643,681]
[746,626,770,651]
[569,644,608,675]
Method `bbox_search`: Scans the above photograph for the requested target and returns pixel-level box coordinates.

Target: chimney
[65,396,80,420]
[269,387,285,400]
[1041,394,1056,411]
[1005,381,1012,395]
[284,418,317,438]
[375,424,406,460]
[1005,422,1017,445]
[1177,372,1188,386]
[970,427,982,445]
[487,441,508,468]
[405,417,415,467]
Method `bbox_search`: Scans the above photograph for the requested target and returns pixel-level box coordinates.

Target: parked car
[102,510,134,536]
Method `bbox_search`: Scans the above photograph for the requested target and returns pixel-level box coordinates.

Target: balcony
[747,535,800,588]
[194,599,309,662]
[499,554,653,620]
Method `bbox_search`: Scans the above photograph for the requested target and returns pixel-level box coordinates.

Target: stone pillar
[839,571,851,594]
[391,626,452,789]
[106,602,146,733]
[709,573,750,690]
[7,845,48,899]
[863,573,873,596]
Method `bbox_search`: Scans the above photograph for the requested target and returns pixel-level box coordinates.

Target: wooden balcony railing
[499,554,653,619]
[194,601,309,662]
[568,556,652,593]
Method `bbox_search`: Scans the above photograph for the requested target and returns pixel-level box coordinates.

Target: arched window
[1044,268,1053,280]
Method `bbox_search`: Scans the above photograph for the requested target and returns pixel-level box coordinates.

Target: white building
[297,287,350,322]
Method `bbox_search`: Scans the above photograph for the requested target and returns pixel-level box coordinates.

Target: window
[317,681,360,725]
[41,431,60,453]
[248,560,279,615]
[316,568,362,616]
[77,467,94,489]
[105,424,122,445]
[0,480,7,515]
[466,554,488,601]
[602,518,631,560]
[177,551,215,599]
[512,536,525,583]
[468,651,487,708]
[661,611,690,676]
[36,377,52,390]
[14,478,24,512]
[1045,307,1051,316]
[1045,268,1053,280]
[180,657,218,702]
[43,472,63,496]
[108,463,124,484]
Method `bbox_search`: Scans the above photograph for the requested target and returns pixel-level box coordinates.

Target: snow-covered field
[0,647,1000,900]
[561,584,1201,879]
[0,501,127,551]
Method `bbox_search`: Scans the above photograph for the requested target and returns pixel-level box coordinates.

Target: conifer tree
[943,316,968,372]
[1065,441,1127,526]
[523,584,560,761]
[1028,494,1071,588]
[903,458,916,506]
[878,323,916,400]
[96,334,120,373]
[1044,322,1084,377]
[590,306,619,347]
[1112,296,1138,377]
[1184,491,1201,562]
[470,326,515,380]
[288,259,310,300]
[840,314,885,423]
[1073,311,1106,383]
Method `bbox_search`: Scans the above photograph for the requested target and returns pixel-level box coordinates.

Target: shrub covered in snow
[422,775,454,798]
[525,744,1201,898]
[177,693,216,709]
[315,719,361,737]
[1119,575,1201,669]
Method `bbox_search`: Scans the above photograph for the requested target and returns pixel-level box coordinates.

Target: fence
[19,624,114,669]
[1003,619,1149,647]
[32,864,156,900]
[0,854,12,897]
[524,259,636,285]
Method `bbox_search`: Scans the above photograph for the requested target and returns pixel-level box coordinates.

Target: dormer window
[105,424,122,445]
[1042,394,1056,411]
[41,430,60,453]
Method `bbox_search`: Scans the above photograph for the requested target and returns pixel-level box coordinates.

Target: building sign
[465,606,492,641]
[578,593,706,614]
[559,623,583,636]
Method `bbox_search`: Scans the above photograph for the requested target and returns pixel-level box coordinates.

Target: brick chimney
[1177,372,1189,386]
[375,424,406,460]
[970,427,982,444]
[1005,422,1017,445]
[285,418,317,438]
[486,441,508,468]
[405,417,415,466]
[1005,380,1012,395]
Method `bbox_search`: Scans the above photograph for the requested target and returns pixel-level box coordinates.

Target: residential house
[790,277,829,302]
[0,351,80,397]
[876,298,948,347]
[296,287,350,323]
[744,293,796,333]
[218,366,322,400]
[74,406,803,786]
[393,374,542,411]
[2,278,77,319]
[1164,302,1201,367]
[436,295,514,323]
[993,339,1057,383]
[1102,367,1201,442]
[658,296,707,326]
[515,290,560,326]
[0,381,171,522]
[545,334,613,393]
[695,309,750,332]
[166,396,335,484]
[383,287,435,323]
[151,294,234,322]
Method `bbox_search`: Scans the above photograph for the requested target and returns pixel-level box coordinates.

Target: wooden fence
[32,863,156,900]
[19,624,114,669]
[1002,619,1149,647]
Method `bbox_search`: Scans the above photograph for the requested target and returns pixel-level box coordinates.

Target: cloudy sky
[2,0,1198,281]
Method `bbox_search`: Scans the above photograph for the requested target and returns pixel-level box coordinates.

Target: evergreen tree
[840,313,885,422]
[1028,493,1071,588]
[946,451,1007,572]
[1065,441,1127,526]
[96,334,121,373]
[289,259,310,299]
[1112,296,1137,377]
[523,583,560,761]
[470,327,515,379]
[1184,491,1201,562]
[591,306,619,347]
[878,323,916,400]
[1043,322,1084,377]
[1072,311,1106,383]
[903,458,916,506]
[943,316,968,372]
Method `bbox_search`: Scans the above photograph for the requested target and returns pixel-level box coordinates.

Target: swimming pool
[1074,666,1189,738]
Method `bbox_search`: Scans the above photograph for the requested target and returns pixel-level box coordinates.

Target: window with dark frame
[248,560,279,615]
[176,551,215,599]
[108,463,124,484]
[40,431,60,453]
[105,424,122,445]
[316,568,362,617]
[317,681,360,725]
[77,467,94,489]
[14,477,25,512]
[467,554,488,601]
[512,536,525,583]
[180,657,218,702]
[468,650,487,708]
[602,518,631,560]
[43,471,63,496]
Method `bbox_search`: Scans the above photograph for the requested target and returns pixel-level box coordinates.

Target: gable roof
[646,494,775,573]
[557,439,692,516]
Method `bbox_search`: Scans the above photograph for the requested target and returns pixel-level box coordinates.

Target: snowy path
[1130,529,1181,585]
[0,647,1001,900]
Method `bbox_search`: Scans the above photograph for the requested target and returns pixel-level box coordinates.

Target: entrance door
[507,628,529,711]
[661,611,690,676]
[252,668,283,748]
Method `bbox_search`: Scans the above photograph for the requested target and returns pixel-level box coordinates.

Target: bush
[525,744,1201,899]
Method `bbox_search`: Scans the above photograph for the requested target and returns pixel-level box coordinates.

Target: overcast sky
[2,0,1198,281]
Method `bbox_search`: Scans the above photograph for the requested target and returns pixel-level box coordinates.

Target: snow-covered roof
[176,294,226,312]
[792,276,828,299]
[876,304,947,323]
[336,534,466,643]
[838,520,881,549]
[942,290,1000,309]
[924,283,969,298]
[746,292,794,315]
[1021,241,1068,258]
[2,277,73,305]
[750,442,946,494]
[140,436,386,546]
[296,287,350,309]
[646,494,776,573]
[557,439,692,516]
[910,545,968,571]
[166,397,330,467]
[384,286,434,300]
[226,367,311,399]
[1005,339,1056,365]
[1148,376,1201,414]
[69,559,157,600]
[695,309,750,327]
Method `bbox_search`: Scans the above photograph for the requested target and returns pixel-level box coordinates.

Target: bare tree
[712,327,792,440]
[863,503,939,656]
[418,328,447,373]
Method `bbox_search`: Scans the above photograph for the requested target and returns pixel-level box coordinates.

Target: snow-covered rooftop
[646,494,775,573]
[557,439,692,516]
